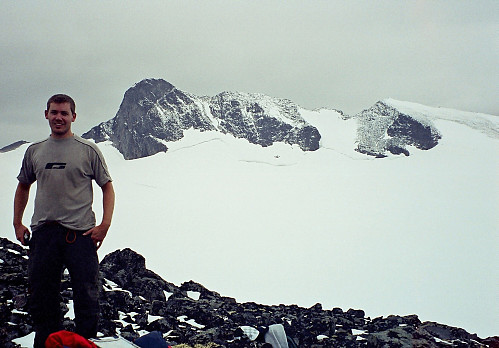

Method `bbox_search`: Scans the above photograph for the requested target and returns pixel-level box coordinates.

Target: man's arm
[83,181,115,249]
[13,182,31,246]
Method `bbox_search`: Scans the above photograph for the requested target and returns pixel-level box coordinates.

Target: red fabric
[45,330,98,348]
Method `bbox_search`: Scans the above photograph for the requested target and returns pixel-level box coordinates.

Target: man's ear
[44,110,48,119]
[72,113,77,122]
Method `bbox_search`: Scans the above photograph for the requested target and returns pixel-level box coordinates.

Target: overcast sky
[1,0,498,147]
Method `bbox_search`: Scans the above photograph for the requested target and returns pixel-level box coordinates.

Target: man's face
[45,102,76,139]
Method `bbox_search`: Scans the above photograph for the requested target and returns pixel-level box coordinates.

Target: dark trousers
[28,222,100,348]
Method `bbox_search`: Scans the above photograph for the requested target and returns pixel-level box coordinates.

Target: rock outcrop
[83,79,320,160]
[2,237,497,347]
[355,101,442,157]
[0,141,28,153]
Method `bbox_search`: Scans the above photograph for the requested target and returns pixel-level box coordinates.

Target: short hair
[47,94,76,114]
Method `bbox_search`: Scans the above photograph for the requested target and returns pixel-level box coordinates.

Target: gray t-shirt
[17,135,112,231]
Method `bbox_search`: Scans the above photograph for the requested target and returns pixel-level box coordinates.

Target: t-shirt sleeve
[91,146,112,187]
[17,147,36,184]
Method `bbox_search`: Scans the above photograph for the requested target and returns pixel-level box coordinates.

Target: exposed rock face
[355,101,442,157]
[0,141,28,153]
[83,79,320,160]
[82,79,212,160]
[2,237,498,347]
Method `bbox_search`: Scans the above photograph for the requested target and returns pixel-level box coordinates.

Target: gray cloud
[1,0,498,147]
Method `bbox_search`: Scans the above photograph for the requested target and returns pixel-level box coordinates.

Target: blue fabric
[134,331,170,348]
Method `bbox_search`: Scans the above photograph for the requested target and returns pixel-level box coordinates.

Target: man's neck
[50,132,74,140]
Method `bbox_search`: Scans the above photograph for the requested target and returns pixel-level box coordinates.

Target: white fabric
[239,325,260,341]
[90,336,140,347]
[264,324,289,348]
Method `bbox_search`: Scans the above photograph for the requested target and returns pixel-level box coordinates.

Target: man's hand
[83,223,109,249]
[84,181,114,250]
[14,182,31,246]
[14,223,30,246]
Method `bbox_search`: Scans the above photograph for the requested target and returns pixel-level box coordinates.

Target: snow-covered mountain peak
[83,79,320,159]
[79,78,498,160]
[384,98,499,139]
[354,100,442,157]
[211,90,305,127]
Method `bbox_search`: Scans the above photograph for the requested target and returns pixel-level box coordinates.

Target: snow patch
[187,291,201,300]
[177,315,205,329]
[384,98,499,139]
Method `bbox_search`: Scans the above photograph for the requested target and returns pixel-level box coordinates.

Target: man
[13,94,115,348]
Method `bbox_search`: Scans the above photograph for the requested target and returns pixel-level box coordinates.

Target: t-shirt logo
[45,162,67,169]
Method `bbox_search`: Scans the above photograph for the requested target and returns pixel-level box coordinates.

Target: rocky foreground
[1,237,497,347]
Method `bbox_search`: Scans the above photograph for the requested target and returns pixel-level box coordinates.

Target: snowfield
[1,101,497,338]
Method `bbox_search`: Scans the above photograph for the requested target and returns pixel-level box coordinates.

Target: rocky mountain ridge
[83,79,321,160]
[0,141,29,153]
[1,78,494,160]
[2,237,497,347]
[82,78,461,160]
